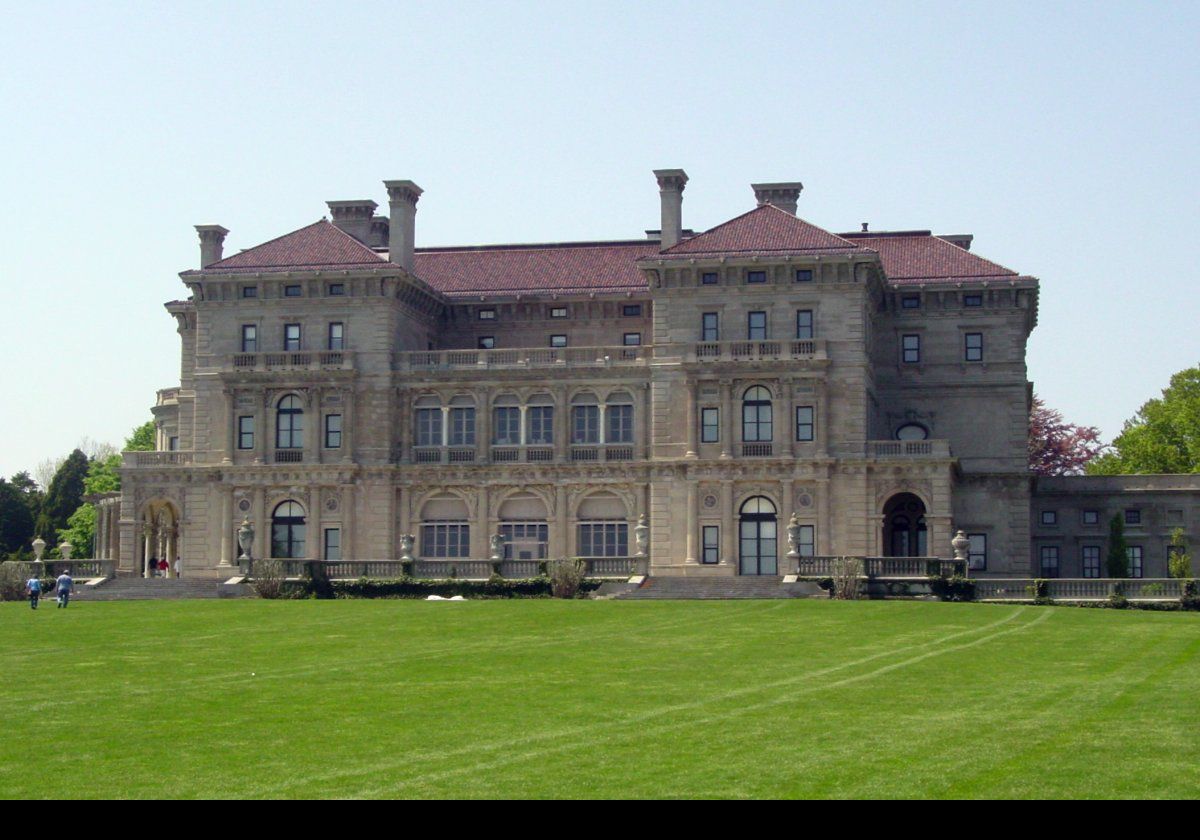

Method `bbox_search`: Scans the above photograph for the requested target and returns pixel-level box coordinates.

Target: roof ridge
[661,203,868,256]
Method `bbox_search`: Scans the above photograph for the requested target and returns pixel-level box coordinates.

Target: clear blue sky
[1,1,1197,480]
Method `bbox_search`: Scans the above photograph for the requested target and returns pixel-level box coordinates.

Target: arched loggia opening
[883,493,927,557]
[271,500,307,559]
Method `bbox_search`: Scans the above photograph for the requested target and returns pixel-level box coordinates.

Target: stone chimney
[383,180,423,271]
[326,200,378,244]
[195,225,229,268]
[941,234,974,251]
[653,169,688,250]
[751,182,804,216]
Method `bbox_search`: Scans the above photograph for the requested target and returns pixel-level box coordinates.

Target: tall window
[415,407,442,447]
[795,406,814,442]
[702,526,719,564]
[422,522,470,558]
[284,324,301,351]
[1126,546,1143,578]
[607,403,634,444]
[493,406,520,445]
[701,312,719,341]
[1082,546,1101,578]
[527,405,554,445]
[270,501,306,559]
[572,404,600,444]
[1039,546,1060,578]
[701,407,719,443]
[902,334,920,364]
[324,414,342,449]
[965,332,983,362]
[241,324,258,353]
[968,534,987,571]
[237,416,255,450]
[578,522,628,557]
[742,386,772,442]
[323,528,341,560]
[796,310,814,340]
[797,525,815,557]
[275,395,303,449]
[747,311,768,340]
[449,407,475,446]
[328,323,344,351]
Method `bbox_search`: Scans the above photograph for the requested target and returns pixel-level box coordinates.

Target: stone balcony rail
[797,556,965,578]
[862,440,952,459]
[683,339,827,364]
[272,557,648,580]
[396,345,649,371]
[229,351,355,372]
[975,578,1189,602]
[123,450,196,467]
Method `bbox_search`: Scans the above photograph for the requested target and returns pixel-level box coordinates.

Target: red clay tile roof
[188,220,395,274]
[654,204,866,259]
[842,233,1021,285]
[413,241,654,299]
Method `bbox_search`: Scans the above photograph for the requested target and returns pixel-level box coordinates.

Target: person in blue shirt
[25,576,42,610]
[55,571,73,608]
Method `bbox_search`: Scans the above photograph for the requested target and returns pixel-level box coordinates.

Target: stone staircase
[79,576,225,601]
[614,575,826,600]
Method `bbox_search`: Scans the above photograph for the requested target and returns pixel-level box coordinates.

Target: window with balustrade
[414,403,442,448]
[1082,545,1101,578]
[284,324,301,351]
[271,501,306,559]
[572,401,600,444]
[328,322,344,351]
[578,522,628,557]
[701,312,719,341]
[422,522,470,558]
[1039,546,1060,578]
[796,310,814,340]
[748,311,767,340]
[323,528,341,561]
[741,386,772,442]
[449,405,476,446]
[968,533,987,571]
[493,404,520,445]
[606,399,634,444]
[527,404,554,445]
[275,395,304,450]
[1126,546,1143,578]
[241,324,258,353]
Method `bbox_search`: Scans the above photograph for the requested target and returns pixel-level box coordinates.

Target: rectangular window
[748,311,767,340]
[168,436,179,452]
[241,286,258,299]
[327,283,345,296]
[550,307,567,319]
[527,406,554,444]
[702,526,719,564]
[1124,509,1141,525]
[795,406,814,442]
[572,405,599,444]
[1040,510,1057,526]
[796,310,814,340]
[577,522,628,557]
[324,414,342,449]
[478,308,496,320]
[798,525,815,557]
[415,408,442,447]
[449,407,475,446]
[1127,546,1144,578]
[1082,509,1099,525]
[422,522,470,558]
[241,324,258,353]
[323,528,341,561]
[284,284,302,297]
[965,332,983,362]
[1040,546,1060,578]
[747,270,767,284]
[701,407,719,443]
[1082,546,1101,578]
[901,294,920,309]
[237,416,255,450]
[622,304,642,317]
[701,272,719,285]
[968,533,987,571]
[478,336,495,349]
[701,312,719,342]
[795,269,813,283]
[623,333,642,346]
[549,335,567,348]
[499,523,549,561]
[607,404,634,444]
[284,324,301,351]
[964,293,983,307]
[328,322,344,351]
[902,334,920,364]
[493,407,520,445]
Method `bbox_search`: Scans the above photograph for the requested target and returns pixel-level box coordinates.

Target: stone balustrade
[975,578,1189,602]
[230,351,354,372]
[123,451,196,467]
[270,557,648,580]
[865,440,952,459]
[686,339,826,363]
[396,345,648,371]
[796,556,965,578]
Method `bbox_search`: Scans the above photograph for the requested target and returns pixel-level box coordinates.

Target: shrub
[929,575,976,602]
[831,557,863,600]
[1168,528,1191,579]
[548,558,586,599]
[251,558,286,599]
[0,563,27,601]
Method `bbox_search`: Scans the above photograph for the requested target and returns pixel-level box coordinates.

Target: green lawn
[1,598,1198,799]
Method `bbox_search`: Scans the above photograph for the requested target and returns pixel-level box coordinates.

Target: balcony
[491,446,554,463]
[123,451,196,467]
[868,440,952,459]
[230,351,354,372]
[571,445,635,462]
[396,345,649,371]
[686,339,826,364]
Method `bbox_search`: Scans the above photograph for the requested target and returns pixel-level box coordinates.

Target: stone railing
[491,446,555,463]
[861,440,952,459]
[975,578,1190,602]
[123,450,196,467]
[582,557,648,578]
[396,345,649,371]
[685,339,826,363]
[230,351,355,372]
[796,556,965,578]
[270,558,647,580]
[9,560,116,579]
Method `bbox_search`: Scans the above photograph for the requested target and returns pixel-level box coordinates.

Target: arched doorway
[883,493,927,557]
[271,500,307,559]
[140,501,180,578]
[739,496,777,576]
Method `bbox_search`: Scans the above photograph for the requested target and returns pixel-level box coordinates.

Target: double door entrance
[738,496,778,576]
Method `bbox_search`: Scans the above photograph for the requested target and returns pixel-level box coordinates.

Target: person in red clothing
[158,558,169,578]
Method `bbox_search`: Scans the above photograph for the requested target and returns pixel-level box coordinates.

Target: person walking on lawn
[25,575,42,610]
[55,570,74,608]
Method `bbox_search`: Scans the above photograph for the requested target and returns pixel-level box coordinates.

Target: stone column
[685,480,698,564]
[165,527,176,578]
[772,380,786,455]
[222,388,235,464]
[816,474,831,555]
[255,396,267,464]
[720,380,733,459]
[818,379,830,457]
[475,388,490,463]
[720,480,734,566]
[142,522,153,578]
[341,387,354,463]
[253,487,266,560]
[342,484,355,561]
[311,388,322,464]
[684,381,697,457]
[553,388,568,461]
[474,486,490,559]
[308,485,321,560]
[219,488,233,568]
[555,484,569,558]
[640,382,651,460]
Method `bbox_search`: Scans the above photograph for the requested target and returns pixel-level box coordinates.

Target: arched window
[577,493,628,557]
[738,496,777,576]
[276,395,303,449]
[420,497,470,558]
[741,386,773,442]
[271,500,306,559]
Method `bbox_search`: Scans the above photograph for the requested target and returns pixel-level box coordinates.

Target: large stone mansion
[92,170,1198,580]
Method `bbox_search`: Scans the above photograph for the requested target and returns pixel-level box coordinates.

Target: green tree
[1168,527,1192,579]
[84,453,122,494]
[34,449,89,541]
[0,479,35,556]
[1088,366,1200,475]
[57,503,96,559]
[1106,514,1128,578]
[125,421,156,452]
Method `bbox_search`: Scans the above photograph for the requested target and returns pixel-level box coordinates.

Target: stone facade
[103,169,1196,579]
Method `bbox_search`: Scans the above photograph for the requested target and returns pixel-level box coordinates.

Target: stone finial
[653,169,688,251]
[383,180,423,272]
[751,182,803,216]
[195,224,229,268]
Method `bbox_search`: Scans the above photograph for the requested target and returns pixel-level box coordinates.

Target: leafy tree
[0,479,35,556]
[1168,527,1192,579]
[1028,395,1106,475]
[1088,366,1200,475]
[84,454,122,494]
[125,421,156,452]
[1106,515,1128,578]
[34,449,89,541]
[7,471,43,544]
[57,503,96,559]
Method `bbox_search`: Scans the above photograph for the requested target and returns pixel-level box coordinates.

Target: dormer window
[795,269,813,283]
[901,294,920,309]
[747,270,767,284]
[284,284,302,298]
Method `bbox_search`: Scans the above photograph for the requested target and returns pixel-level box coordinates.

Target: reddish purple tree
[1028,395,1106,475]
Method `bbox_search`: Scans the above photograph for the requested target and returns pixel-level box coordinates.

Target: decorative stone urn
[58,541,73,562]
[634,514,649,558]
[951,529,971,576]
[31,536,46,562]
[489,533,504,573]
[785,513,802,575]
[399,533,415,576]
[237,518,255,561]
